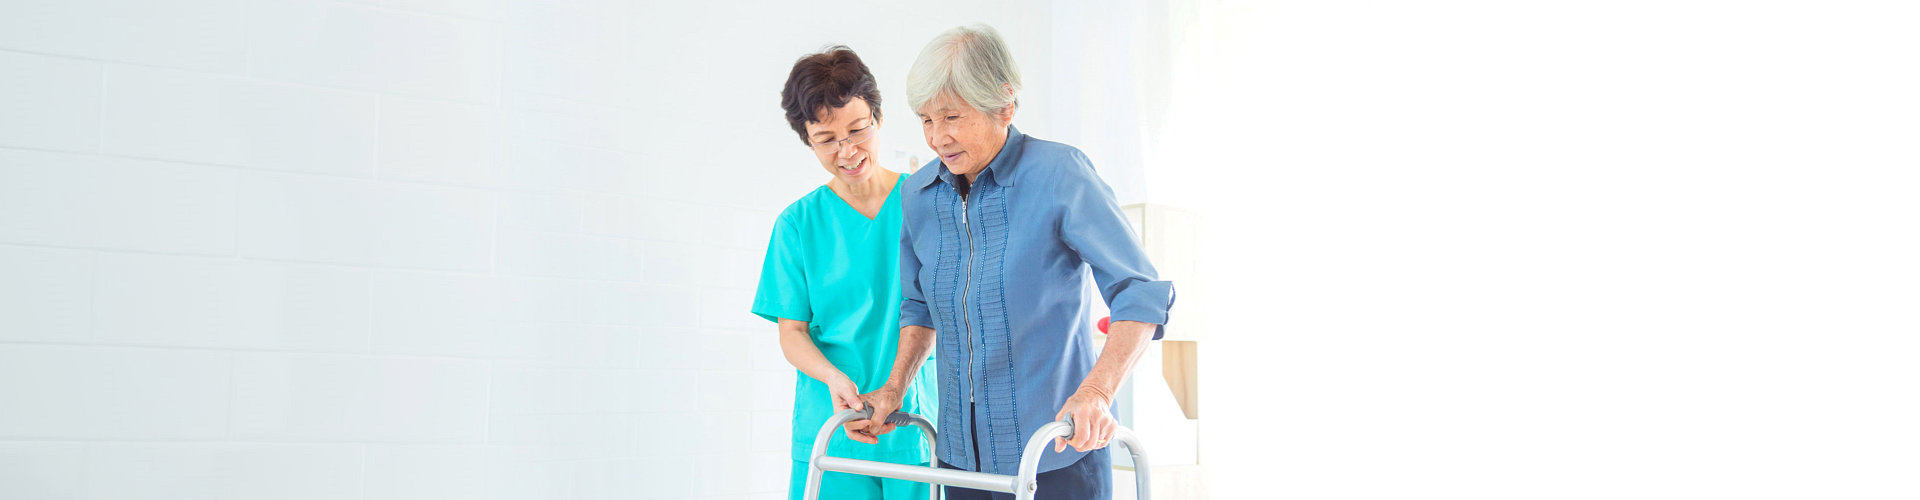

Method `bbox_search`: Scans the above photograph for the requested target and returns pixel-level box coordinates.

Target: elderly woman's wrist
[1075,382,1114,406]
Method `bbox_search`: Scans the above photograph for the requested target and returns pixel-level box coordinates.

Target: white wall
[1047,0,1187,208]
[0,1,1063,499]
[1179,1,1920,499]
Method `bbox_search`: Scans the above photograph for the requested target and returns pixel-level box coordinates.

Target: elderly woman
[751,46,938,500]
[842,26,1174,499]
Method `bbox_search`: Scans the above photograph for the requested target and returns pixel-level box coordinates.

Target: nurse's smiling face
[918,91,1012,182]
[803,97,882,185]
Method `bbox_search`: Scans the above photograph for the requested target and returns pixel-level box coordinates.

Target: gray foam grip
[854,407,917,426]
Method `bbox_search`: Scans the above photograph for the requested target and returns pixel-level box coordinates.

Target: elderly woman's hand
[1054,385,1118,453]
[845,384,904,444]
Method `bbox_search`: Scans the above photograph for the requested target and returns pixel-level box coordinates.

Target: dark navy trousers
[936,405,1112,499]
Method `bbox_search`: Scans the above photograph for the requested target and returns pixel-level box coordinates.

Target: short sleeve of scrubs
[752,215,811,323]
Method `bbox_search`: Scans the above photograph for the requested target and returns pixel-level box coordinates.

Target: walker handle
[854,405,919,427]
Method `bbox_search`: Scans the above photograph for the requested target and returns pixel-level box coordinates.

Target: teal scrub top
[752,172,937,463]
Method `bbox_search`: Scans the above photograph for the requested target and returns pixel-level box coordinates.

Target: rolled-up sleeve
[1057,151,1176,339]
[899,214,935,329]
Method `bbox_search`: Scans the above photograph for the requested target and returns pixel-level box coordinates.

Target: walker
[801,407,1151,499]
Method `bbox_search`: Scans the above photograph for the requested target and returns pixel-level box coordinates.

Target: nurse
[752,46,939,500]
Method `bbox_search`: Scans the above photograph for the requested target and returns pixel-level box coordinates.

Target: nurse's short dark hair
[781,46,882,146]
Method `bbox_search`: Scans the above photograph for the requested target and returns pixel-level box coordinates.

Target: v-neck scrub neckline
[819,180,898,224]
[823,176,901,222]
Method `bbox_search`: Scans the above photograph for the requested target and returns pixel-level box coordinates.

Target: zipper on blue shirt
[959,185,976,406]
[954,175,982,470]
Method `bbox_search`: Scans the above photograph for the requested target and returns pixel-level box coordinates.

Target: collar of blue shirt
[913,125,1029,190]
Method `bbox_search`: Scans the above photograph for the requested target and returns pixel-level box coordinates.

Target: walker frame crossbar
[801,407,1150,500]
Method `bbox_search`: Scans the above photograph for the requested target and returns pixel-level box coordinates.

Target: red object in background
[1097,316,1110,333]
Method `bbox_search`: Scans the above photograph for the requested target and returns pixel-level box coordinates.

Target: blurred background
[2,0,1916,499]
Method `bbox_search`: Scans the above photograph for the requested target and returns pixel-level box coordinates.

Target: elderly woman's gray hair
[906,24,1023,116]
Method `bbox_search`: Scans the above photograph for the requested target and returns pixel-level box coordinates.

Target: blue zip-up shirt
[899,125,1175,475]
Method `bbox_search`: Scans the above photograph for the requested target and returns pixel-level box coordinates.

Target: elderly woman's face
[804,97,882,184]
[918,91,1011,180]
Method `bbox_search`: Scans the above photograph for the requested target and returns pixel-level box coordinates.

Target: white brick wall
[102,65,380,176]
[0,150,236,254]
[83,443,364,499]
[0,51,100,152]
[0,1,1054,498]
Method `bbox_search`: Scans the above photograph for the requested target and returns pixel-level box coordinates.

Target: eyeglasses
[809,122,877,155]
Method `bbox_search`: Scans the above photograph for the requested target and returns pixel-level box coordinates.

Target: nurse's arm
[777,318,865,414]
[845,325,934,444]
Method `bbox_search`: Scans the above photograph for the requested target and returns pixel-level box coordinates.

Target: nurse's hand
[826,372,865,415]
[845,385,904,444]
[1054,385,1117,453]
